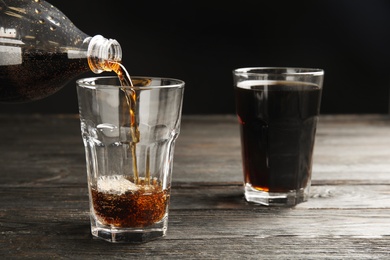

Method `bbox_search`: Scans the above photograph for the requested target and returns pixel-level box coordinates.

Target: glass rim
[233,67,324,76]
[76,76,185,90]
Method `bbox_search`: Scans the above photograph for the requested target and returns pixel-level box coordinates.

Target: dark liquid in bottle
[0,52,88,102]
[234,81,322,193]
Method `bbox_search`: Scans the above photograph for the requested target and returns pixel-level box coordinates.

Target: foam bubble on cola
[97,175,139,195]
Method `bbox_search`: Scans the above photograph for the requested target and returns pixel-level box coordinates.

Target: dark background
[1,0,390,115]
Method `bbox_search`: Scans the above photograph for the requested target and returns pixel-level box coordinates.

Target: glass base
[244,183,309,206]
[90,216,168,243]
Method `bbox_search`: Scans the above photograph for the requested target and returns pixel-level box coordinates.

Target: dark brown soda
[91,178,170,228]
[0,52,89,102]
[234,81,322,193]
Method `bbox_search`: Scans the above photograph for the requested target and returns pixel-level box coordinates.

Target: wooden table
[1,114,390,259]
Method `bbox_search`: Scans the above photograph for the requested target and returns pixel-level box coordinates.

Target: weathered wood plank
[1,235,389,259]
[1,114,390,185]
[1,114,390,259]
[1,201,390,259]
[1,183,389,211]
[1,184,389,221]
[313,115,390,185]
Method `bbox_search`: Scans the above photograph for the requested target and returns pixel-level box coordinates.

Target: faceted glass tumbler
[76,76,184,243]
[233,67,324,206]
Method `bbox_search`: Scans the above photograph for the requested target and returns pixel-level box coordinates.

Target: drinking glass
[76,76,185,242]
[233,67,324,206]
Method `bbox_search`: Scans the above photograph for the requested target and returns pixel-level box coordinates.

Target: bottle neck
[86,35,122,74]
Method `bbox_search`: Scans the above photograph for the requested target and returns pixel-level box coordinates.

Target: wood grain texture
[0,114,390,259]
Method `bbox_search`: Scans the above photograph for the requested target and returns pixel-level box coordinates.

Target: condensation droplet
[38,19,45,24]
[50,26,56,31]
[35,9,41,14]
[34,0,41,3]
